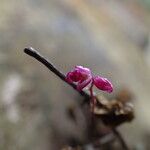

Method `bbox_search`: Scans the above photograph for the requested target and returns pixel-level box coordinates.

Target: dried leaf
[94,89,134,127]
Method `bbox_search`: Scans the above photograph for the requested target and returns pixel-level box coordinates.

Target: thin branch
[24,47,89,100]
[113,128,130,150]
[24,47,129,150]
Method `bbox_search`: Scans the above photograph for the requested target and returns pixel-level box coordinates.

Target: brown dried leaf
[94,89,134,127]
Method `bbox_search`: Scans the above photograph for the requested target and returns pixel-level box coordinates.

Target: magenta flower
[66,66,92,91]
[66,66,113,114]
[93,76,113,93]
[66,66,113,93]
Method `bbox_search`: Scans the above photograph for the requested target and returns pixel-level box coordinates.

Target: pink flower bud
[66,66,113,93]
[93,76,113,93]
[66,66,92,91]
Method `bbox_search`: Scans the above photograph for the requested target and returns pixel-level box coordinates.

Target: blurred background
[0,0,150,149]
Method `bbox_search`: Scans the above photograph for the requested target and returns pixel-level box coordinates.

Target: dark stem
[23,47,129,150]
[113,128,129,150]
[89,82,95,114]
[89,83,94,123]
[24,47,89,100]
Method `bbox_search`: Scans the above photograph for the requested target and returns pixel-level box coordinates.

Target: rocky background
[0,0,150,149]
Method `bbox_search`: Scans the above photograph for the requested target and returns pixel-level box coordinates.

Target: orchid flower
[66,66,113,113]
[66,66,113,92]
[66,66,92,91]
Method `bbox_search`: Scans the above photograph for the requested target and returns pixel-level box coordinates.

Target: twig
[24,47,129,150]
[24,47,89,100]
[113,128,129,150]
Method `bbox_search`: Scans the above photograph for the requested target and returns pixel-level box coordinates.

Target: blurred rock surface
[0,0,150,149]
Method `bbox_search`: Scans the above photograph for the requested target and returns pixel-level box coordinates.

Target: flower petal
[77,77,92,91]
[66,72,74,83]
[75,66,91,74]
[66,66,92,91]
[66,70,81,83]
[93,76,113,93]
